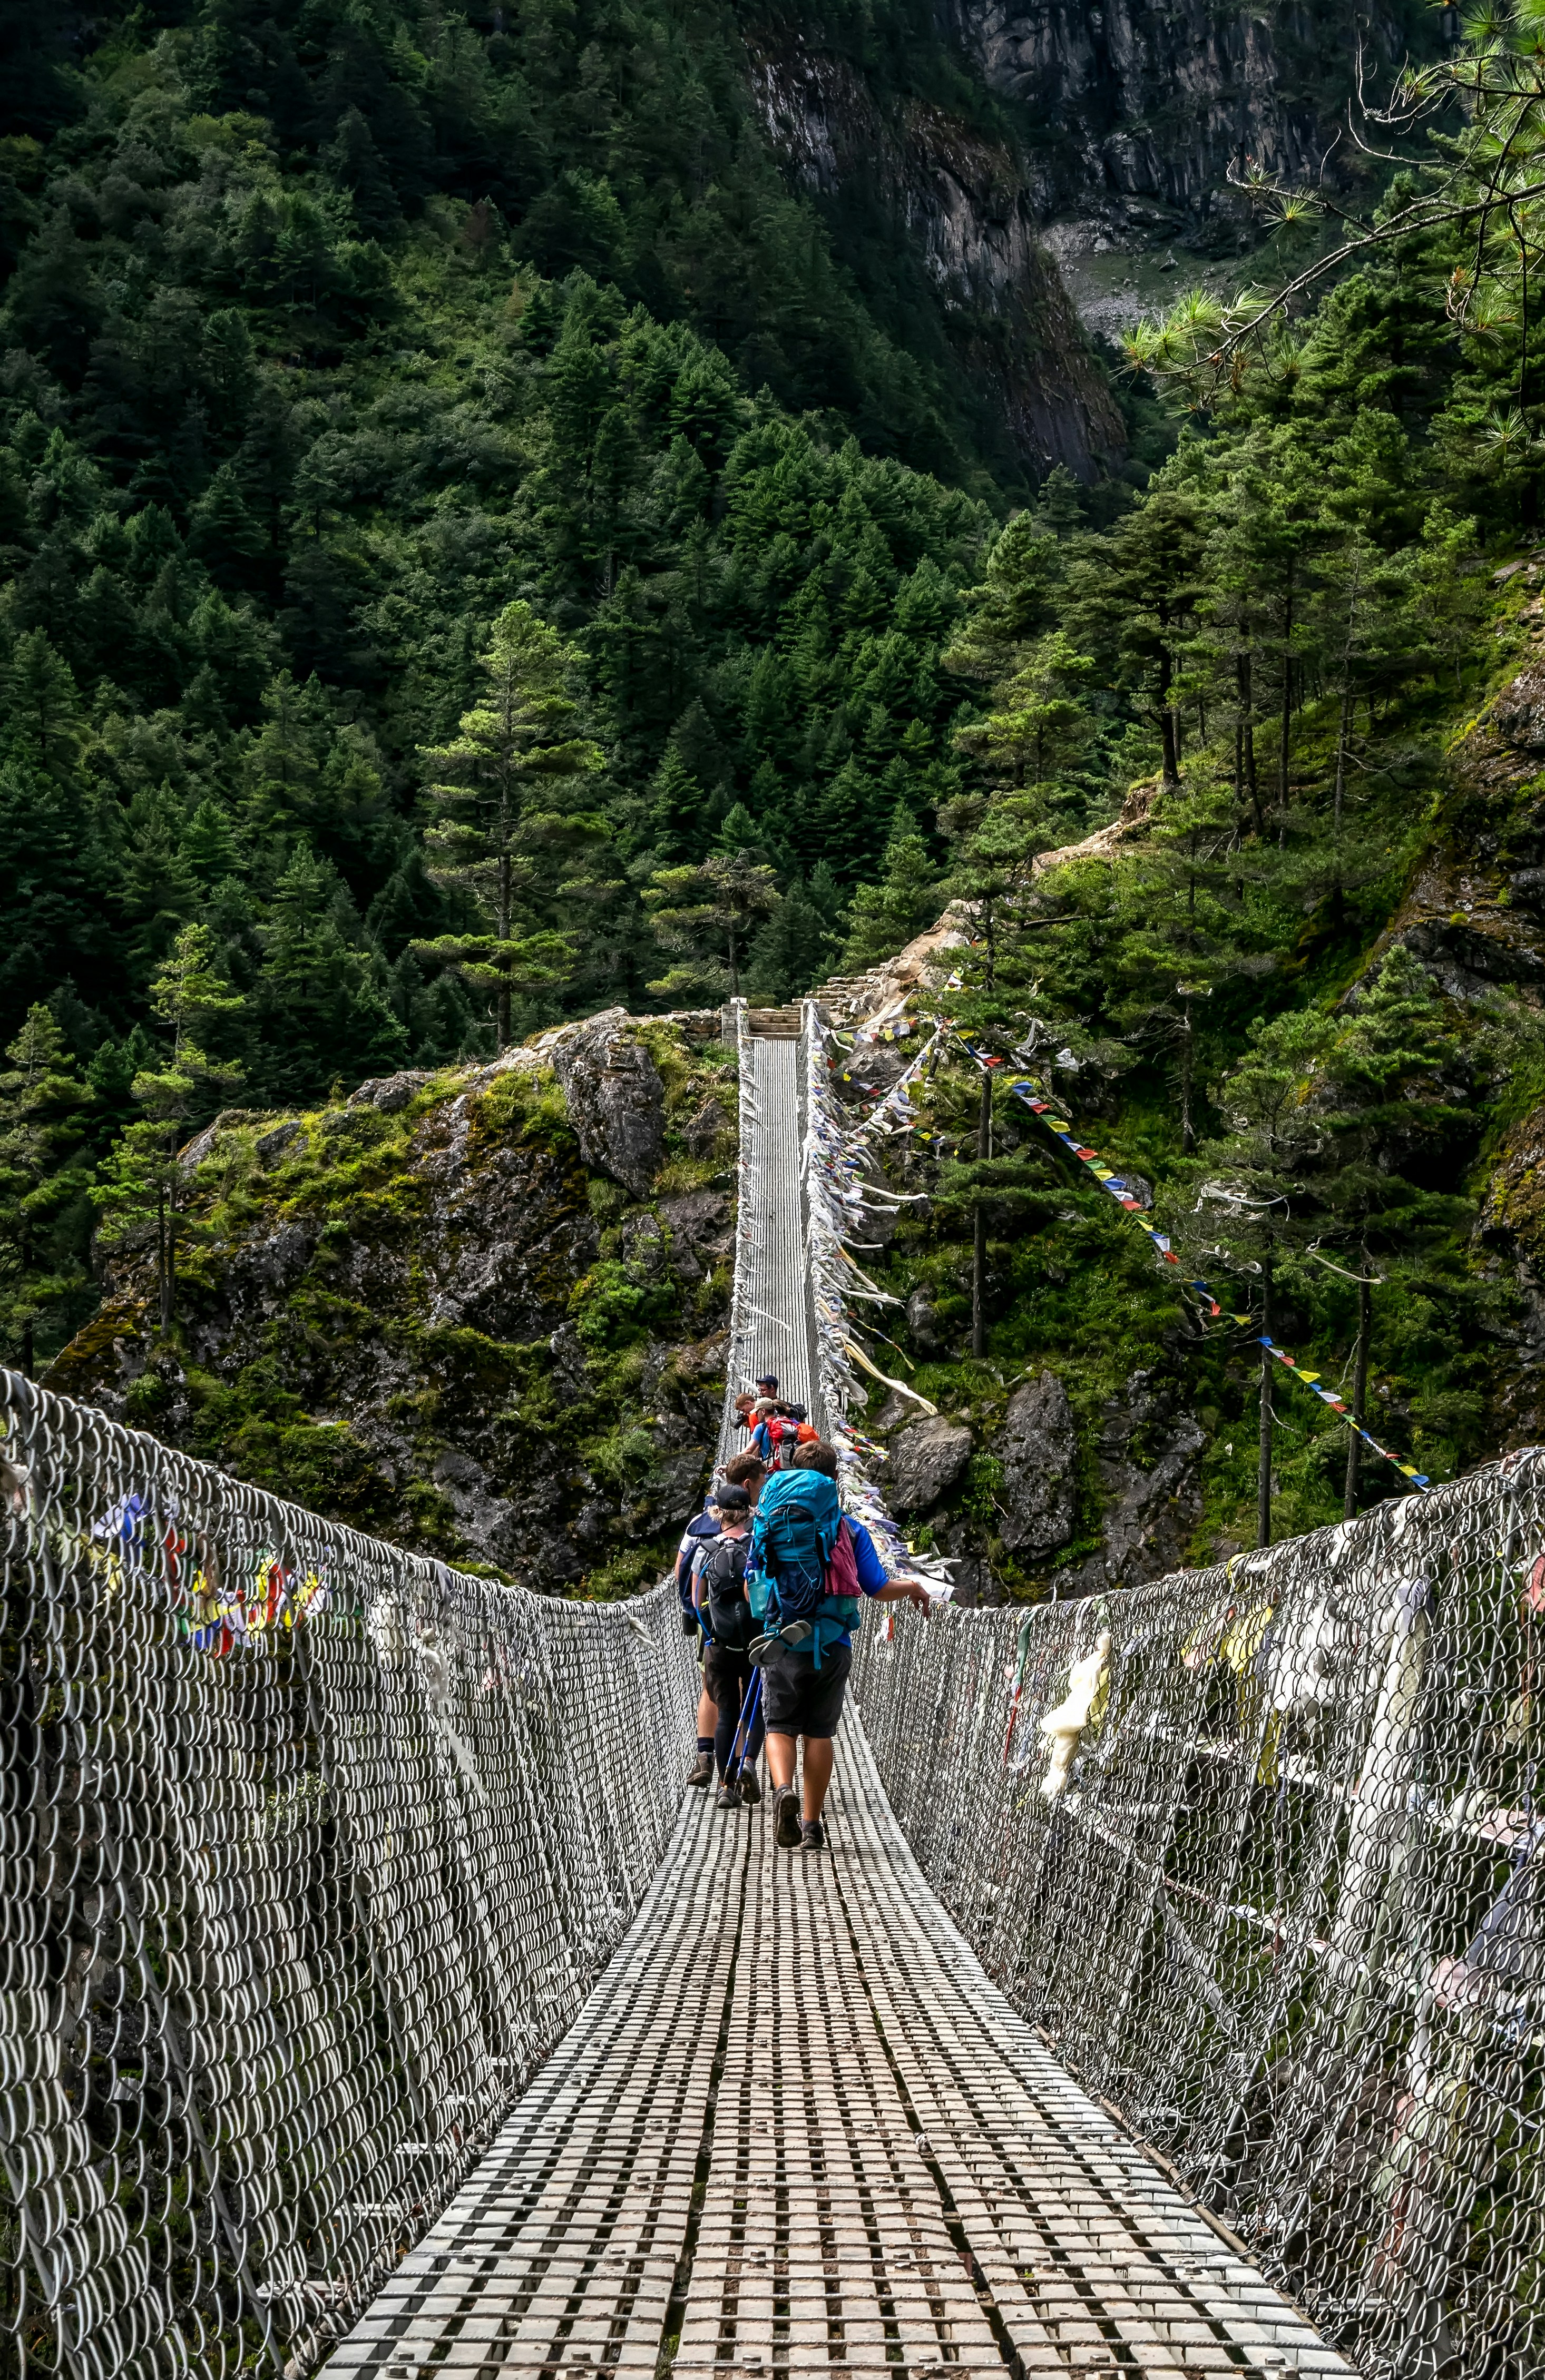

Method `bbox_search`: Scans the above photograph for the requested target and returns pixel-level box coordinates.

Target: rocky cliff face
[45,1015,738,1595]
[950,0,1427,236]
[746,3,1424,476]
[747,40,1125,478]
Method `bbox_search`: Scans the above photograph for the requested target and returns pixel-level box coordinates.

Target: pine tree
[1305,949,1473,1512]
[6,630,83,775]
[935,775,1062,1356]
[94,926,246,1335]
[189,464,267,586]
[955,631,1096,798]
[647,748,706,864]
[1069,488,1205,792]
[644,852,781,1000]
[416,602,603,1047]
[744,880,839,1002]
[0,1005,95,1375]
[839,807,943,971]
[1174,1006,1336,1546]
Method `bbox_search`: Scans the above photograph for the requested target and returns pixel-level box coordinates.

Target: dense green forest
[7,0,1545,1559]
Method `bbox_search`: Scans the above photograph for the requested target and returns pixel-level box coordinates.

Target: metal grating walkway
[726,1035,822,1445]
[322,1726,1349,2378]
[321,1021,1348,2380]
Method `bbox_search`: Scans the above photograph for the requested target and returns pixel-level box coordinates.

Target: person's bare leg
[801,1737,834,1821]
[766,1729,797,1791]
[697,1684,717,1737]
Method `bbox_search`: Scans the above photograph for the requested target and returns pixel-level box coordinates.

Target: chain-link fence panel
[0,1369,696,2380]
[852,1457,1545,2380]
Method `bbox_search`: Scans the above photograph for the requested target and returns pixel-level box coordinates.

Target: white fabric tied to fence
[852,1455,1545,2380]
[0,1369,695,2380]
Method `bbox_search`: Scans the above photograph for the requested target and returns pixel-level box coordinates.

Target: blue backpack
[749,1470,859,1667]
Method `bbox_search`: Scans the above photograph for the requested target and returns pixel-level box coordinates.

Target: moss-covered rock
[46,1025,737,1594]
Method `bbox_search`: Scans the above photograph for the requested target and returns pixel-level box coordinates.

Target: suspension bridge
[3,1007,1539,2380]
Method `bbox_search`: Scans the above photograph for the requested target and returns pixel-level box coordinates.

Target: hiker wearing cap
[676,1454,768,1787]
[749,1439,929,1852]
[691,1482,765,1809]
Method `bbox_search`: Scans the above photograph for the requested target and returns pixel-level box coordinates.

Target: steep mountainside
[745,34,1124,479]
[953,0,1436,234]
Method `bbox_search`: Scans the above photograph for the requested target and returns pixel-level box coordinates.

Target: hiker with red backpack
[747,1440,930,1852]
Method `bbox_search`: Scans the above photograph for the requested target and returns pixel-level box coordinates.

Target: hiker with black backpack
[690,1482,766,1810]
[677,1452,769,1788]
[748,1440,930,1852]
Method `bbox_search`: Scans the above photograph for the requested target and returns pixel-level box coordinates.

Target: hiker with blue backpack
[748,1439,931,1852]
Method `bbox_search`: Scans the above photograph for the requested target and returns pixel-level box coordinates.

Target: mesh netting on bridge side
[0,1369,695,2380]
[850,1463,1545,2380]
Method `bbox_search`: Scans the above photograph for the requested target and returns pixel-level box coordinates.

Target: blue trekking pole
[729,1670,762,1786]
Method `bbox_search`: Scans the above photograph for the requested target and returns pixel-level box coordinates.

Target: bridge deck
[324,1722,1348,2380]
[320,1024,1347,2380]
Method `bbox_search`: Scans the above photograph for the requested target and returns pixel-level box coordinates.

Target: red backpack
[768,1414,804,1468]
[825,1518,859,1596]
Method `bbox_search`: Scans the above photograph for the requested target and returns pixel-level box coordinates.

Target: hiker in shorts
[690,1483,765,1811]
[678,1453,768,1787]
[755,1440,929,1853]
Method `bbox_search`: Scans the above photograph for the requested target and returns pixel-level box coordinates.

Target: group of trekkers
[673,1371,931,1853]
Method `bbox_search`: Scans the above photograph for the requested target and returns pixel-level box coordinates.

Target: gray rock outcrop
[1059,1370,1205,1594]
[549,1009,665,1198]
[906,1285,943,1353]
[998,1371,1077,1557]
[886,1415,974,1513]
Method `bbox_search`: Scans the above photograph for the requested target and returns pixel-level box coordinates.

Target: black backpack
[702,1535,752,1651]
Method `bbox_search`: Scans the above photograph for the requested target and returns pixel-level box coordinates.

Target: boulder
[886,1414,973,1512]
[998,1372,1077,1557]
[683,1096,731,1156]
[906,1285,942,1353]
[550,1007,665,1197]
[255,1119,303,1167]
[348,1069,434,1115]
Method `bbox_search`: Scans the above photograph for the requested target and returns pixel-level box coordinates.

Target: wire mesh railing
[0,1368,695,2380]
[851,1458,1545,2380]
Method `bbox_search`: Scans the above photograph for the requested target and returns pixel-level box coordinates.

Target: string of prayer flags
[963,1029,1437,1493]
[1000,1070,1182,1268]
[1188,1291,1432,1489]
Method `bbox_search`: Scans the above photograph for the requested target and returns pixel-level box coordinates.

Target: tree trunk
[155,1178,168,1333]
[1237,651,1263,834]
[1344,1270,1372,1520]
[1157,602,1179,790]
[1277,570,1294,839]
[162,1165,177,1335]
[1257,1251,1274,1549]
[972,1071,991,1359]
[496,848,512,1053]
[728,922,739,998]
[1179,1002,1195,1154]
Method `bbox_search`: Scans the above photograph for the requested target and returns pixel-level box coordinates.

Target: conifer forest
[13,0,1545,1591]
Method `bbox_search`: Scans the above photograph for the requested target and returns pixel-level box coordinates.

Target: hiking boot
[738,1769,762,1807]
[772,1787,802,1848]
[687,1752,713,1788]
[715,1782,740,1811]
[800,1818,826,1853]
